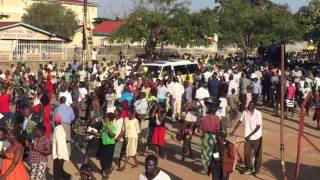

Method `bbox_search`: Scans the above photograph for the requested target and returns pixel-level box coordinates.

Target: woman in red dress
[40,94,51,138]
[45,71,54,100]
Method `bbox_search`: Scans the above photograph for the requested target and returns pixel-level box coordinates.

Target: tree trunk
[145,36,158,60]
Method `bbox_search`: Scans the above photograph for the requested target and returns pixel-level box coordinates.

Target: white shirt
[22,115,32,131]
[92,50,97,61]
[185,112,197,123]
[114,83,124,99]
[216,98,228,118]
[239,109,263,140]
[78,87,88,102]
[234,73,241,84]
[166,82,175,96]
[114,118,124,140]
[195,87,210,106]
[172,82,185,101]
[157,85,167,99]
[203,71,213,82]
[134,98,148,115]
[59,91,73,106]
[227,79,239,96]
[52,125,69,160]
[78,70,87,82]
[315,77,320,90]
[139,170,171,180]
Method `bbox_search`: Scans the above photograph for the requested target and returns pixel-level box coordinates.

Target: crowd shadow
[263,159,320,180]
[262,116,320,139]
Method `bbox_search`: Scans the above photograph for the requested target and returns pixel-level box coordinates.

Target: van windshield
[141,65,161,78]
[174,64,199,75]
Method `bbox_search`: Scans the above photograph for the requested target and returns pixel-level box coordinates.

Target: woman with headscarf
[198,103,221,173]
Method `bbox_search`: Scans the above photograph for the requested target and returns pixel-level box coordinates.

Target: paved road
[45,104,320,180]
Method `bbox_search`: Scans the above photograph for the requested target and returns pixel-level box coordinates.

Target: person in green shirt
[96,112,116,179]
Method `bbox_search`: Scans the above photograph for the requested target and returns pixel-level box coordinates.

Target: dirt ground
[45,104,320,180]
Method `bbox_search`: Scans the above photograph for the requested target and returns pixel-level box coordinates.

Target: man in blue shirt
[252,78,261,105]
[54,96,75,154]
[207,73,220,100]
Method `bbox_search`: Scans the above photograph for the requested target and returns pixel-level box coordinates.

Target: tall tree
[296,0,320,50]
[216,0,301,54]
[109,0,217,58]
[22,2,79,39]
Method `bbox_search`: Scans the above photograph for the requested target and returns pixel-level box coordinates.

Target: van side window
[162,66,171,77]
[186,64,199,74]
[174,65,187,75]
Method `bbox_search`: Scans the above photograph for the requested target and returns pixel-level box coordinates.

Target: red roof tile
[0,22,18,27]
[93,20,124,35]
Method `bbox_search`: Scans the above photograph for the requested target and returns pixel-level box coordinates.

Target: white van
[140,59,199,82]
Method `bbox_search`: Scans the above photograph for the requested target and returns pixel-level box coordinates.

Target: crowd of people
[0,53,319,180]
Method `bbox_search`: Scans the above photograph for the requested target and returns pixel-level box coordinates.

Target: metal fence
[0,41,65,61]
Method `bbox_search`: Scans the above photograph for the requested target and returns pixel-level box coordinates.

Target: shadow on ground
[263,159,320,180]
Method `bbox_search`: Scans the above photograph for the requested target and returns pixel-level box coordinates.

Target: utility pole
[280,43,287,180]
[82,0,88,65]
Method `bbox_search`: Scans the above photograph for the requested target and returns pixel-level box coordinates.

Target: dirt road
[46,105,320,180]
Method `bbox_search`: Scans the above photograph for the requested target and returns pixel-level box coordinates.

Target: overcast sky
[95,0,309,18]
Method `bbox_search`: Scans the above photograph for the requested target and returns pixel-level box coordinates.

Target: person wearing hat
[209,131,235,180]
[52,115,71,180]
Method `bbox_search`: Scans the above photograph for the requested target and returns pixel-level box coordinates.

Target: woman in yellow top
[0,129,29,180]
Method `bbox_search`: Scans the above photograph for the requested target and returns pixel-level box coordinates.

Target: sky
[95,0,310,18]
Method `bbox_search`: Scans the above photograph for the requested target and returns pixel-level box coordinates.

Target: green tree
[109,0,217,57]
[296,0,320,50]
[22,2,78,39]
[216,0,301,54]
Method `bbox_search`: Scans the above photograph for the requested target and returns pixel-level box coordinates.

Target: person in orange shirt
[0,129,29,180]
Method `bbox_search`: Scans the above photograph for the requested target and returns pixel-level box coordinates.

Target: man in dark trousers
[230,101,263,175]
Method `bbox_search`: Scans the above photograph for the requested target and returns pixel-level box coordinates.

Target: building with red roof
[93,20,124,36]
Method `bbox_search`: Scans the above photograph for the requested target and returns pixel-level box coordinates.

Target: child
[227,89,239,124]
[210,132,235,180]
[79,164,96,180]
[181,124,194,161]
[144,104,156,155]
[119,110,140,171]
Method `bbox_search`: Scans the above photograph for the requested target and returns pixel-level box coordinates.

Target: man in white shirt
[139,155,171,180]
[92,48,97,60]
[52,115,71,180]
[230,101,262,175]
[172,78,185,121]
[227,75,239,96]
[114,79,124,100]
[134,92,148,123]
[78,66,87,82]
[113,110,125,169]
[166,78,175,112]
[315,74,320,91]
[58,85,73,106]
[78,82,88,103]
[195,82,210,116]
[22,107,33,131]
